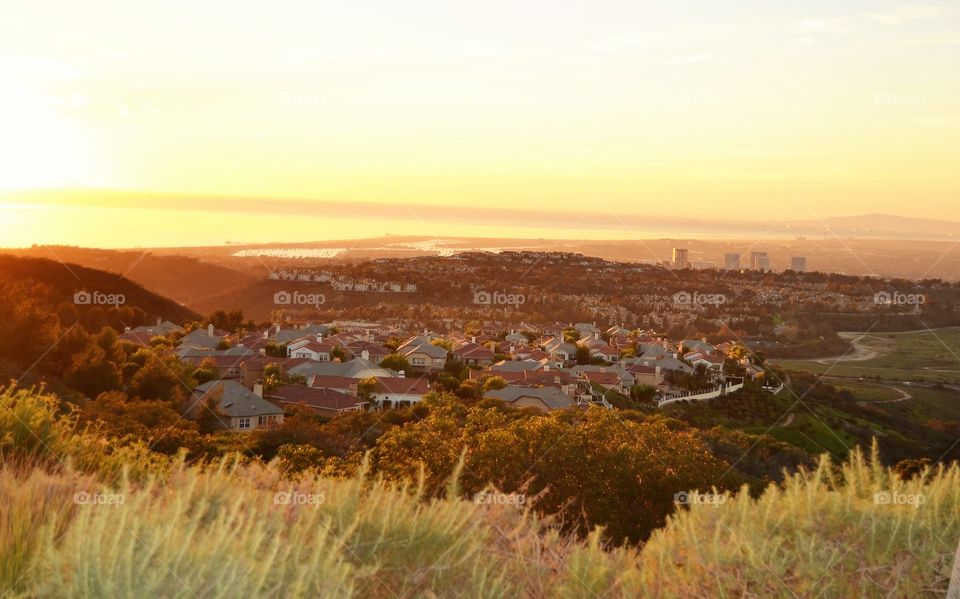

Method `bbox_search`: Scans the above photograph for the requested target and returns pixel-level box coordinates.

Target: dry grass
[1,385,959,597]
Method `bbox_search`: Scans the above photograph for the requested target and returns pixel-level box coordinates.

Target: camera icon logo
[74,291,92,305]
[873,291,891,305]
[274,291,292,305]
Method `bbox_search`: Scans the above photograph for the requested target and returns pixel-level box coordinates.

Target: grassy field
[773,327,960,384]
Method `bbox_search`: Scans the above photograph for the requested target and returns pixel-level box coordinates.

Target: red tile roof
[265,385,365,412]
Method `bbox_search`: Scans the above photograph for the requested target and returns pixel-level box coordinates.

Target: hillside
[0,254,199,324]
[2,385,959,598]
[1,247,255,309]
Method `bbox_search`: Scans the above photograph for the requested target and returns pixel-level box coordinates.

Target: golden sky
[0,1,958,246]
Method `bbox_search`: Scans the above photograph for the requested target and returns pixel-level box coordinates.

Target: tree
[380,354,411,373]
[357,377,380,402]
[575,346,591,365]
[630,384,657,405]
[81,391,205,456]
[481,376,508,393]
[128,353,192,402]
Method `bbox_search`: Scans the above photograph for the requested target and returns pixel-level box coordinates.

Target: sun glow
[0,83,92,189]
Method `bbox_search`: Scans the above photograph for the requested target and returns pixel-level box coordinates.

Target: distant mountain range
[788,214,960,238]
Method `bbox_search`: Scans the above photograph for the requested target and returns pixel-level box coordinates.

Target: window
[238,417,251,429]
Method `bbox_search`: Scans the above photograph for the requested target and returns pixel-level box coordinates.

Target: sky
[0,1,958,247]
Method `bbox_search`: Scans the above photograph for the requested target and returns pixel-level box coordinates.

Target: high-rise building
[750,251,769,270]
[724,253,741,270]
[791,256,807,272]
[672,248,689,269]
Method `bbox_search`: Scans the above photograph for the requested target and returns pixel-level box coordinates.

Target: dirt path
[811,332,892,364]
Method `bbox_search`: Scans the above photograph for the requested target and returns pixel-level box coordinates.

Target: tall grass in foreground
[1,384,959,597]
[637,444,960,597]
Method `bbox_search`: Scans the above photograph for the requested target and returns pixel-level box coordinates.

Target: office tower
[672,247,689,269]
[791,256,806,272]
[724,252,741,270]
[750,251,769,270]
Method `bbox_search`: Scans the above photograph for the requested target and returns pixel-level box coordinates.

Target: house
[345,341,390,363]
[574,323,602,336]
[370,377,431,409]
[288,357,397,381]
[130,319,183,338]
[452,341,496,366]
[591,345,622,363]
[119,330,158,347]
[681,339,717,355]
[504,331,528,346]
[179,346,260,379]
[624,364,664,388]
[623,355,693,375]
[545,341,578,365]
[685,352,725,371]
[484,386,575,412]
[579,370,623,393]
[471,365,578,394]
[269,323,331,345]
[400,343,448,371]
[265,384,367,419]
[489,360,545,374]
[176,324,229,356]
[186,380,284,432]
[287,335,338,361]
[308,375,359,394]
[577,333,607,350]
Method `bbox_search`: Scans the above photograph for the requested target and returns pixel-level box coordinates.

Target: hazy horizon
[2,188,959,248]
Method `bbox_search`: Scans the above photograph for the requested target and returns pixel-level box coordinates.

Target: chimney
[544,364,550,372]
[156,317,162,326]
[471,336,476,344]
[124,326,131,333]
[398,370,405,378]
[208,324,215,337]
[275,324,281,333]
[316,334,323,343]
[361,349,370,361]
[253,383,263,398]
